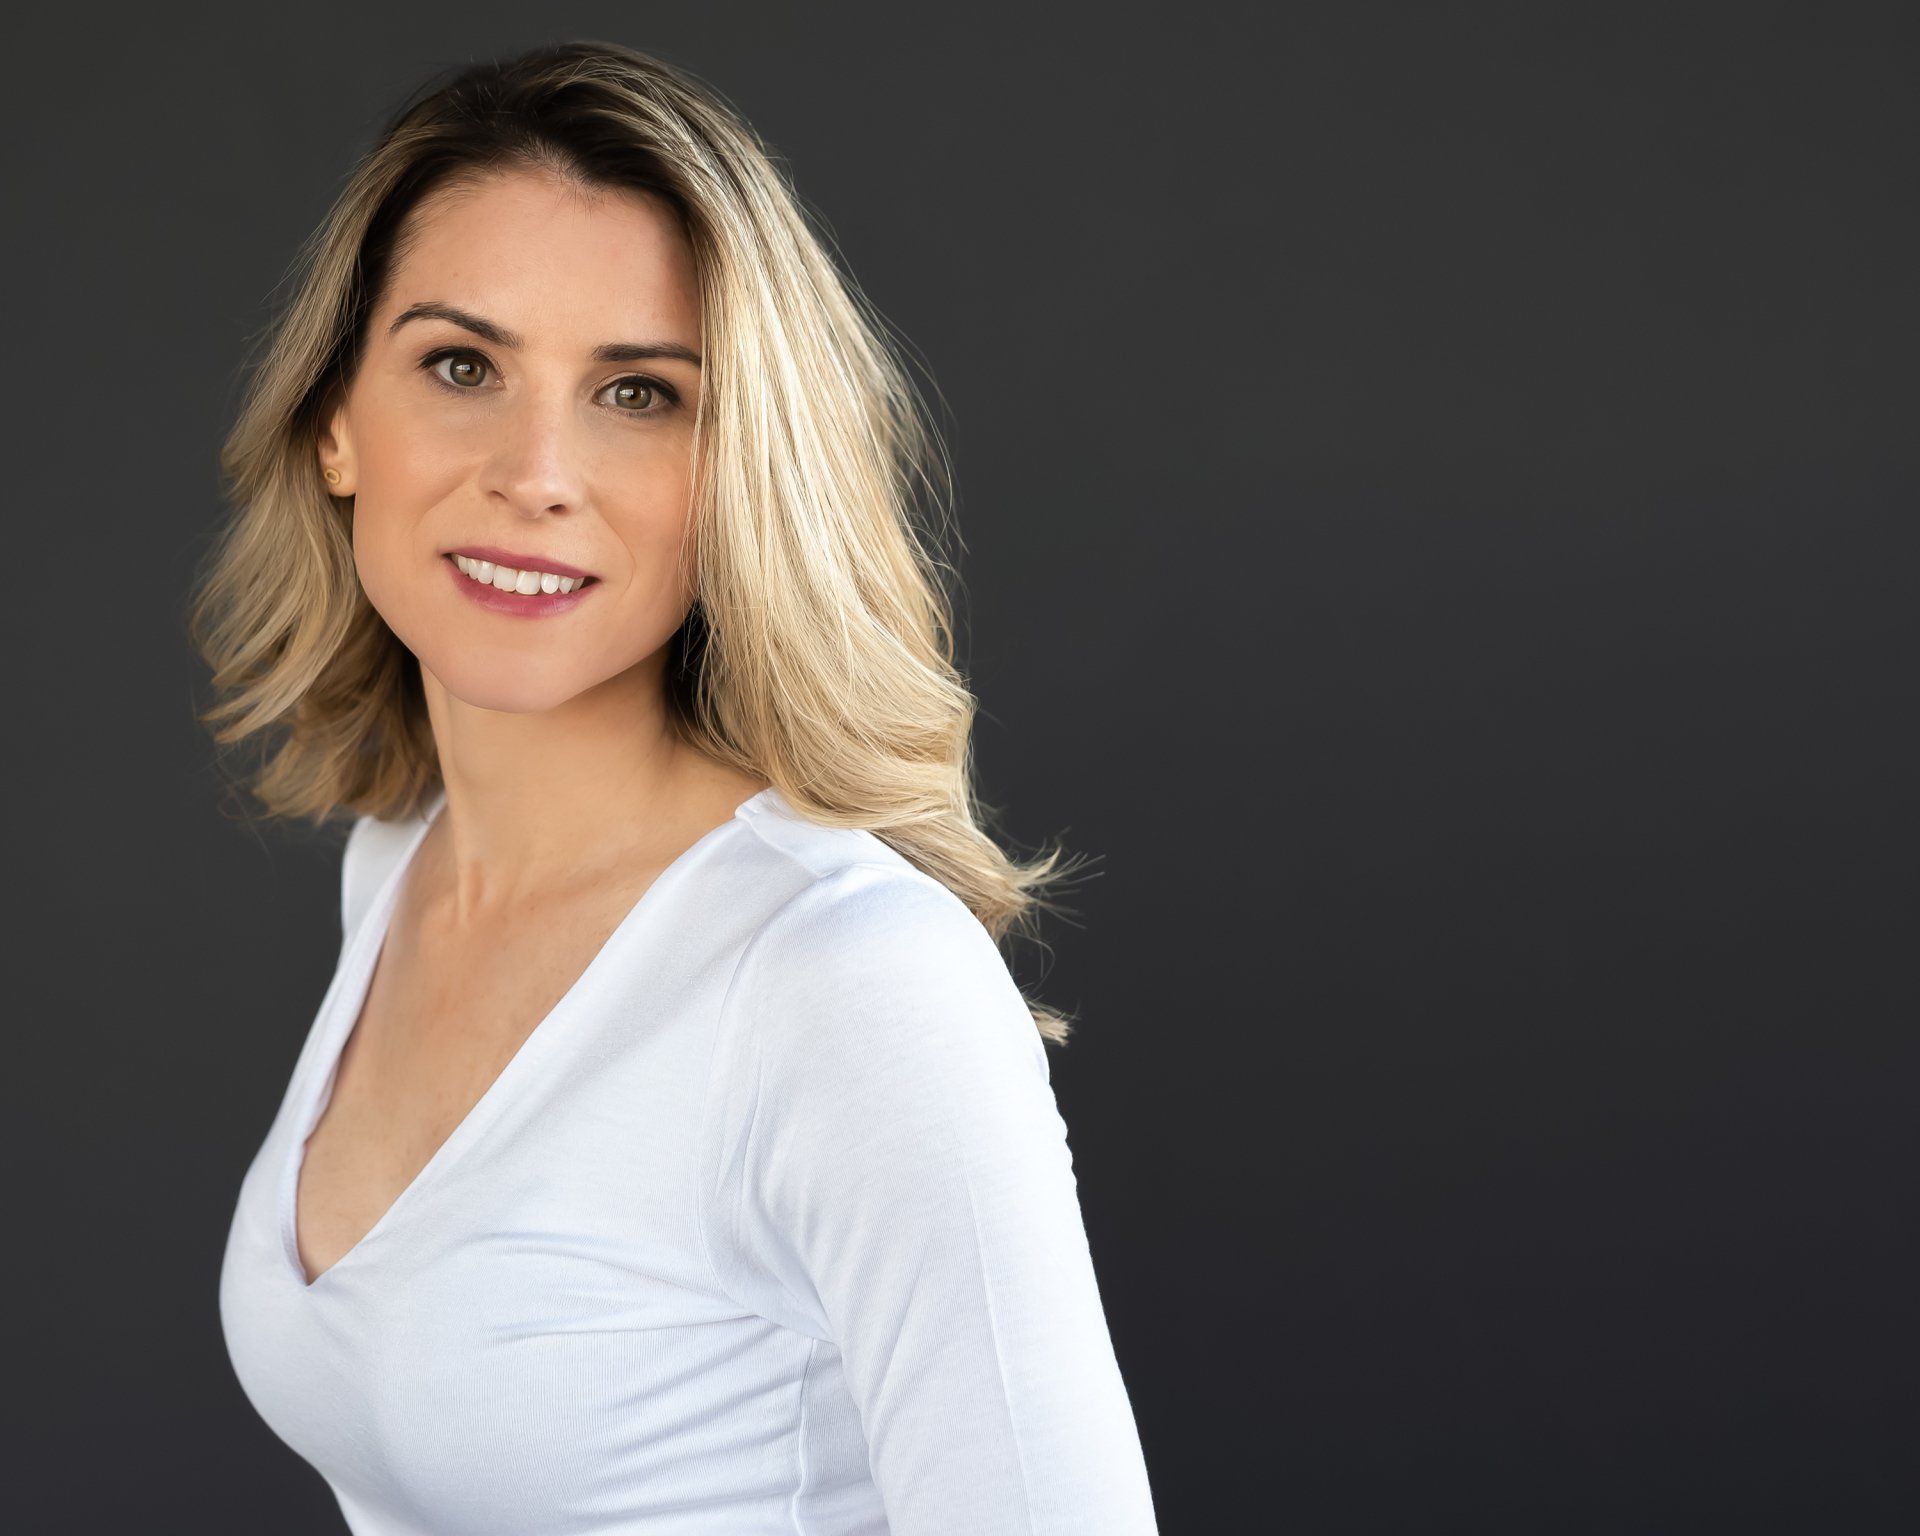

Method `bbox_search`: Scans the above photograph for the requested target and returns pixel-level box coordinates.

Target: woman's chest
[218,969,783,1531]
[294,884,670,1288]
[223,1133,807,1534]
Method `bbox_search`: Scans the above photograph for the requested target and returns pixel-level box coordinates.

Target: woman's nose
[480,394,591,516]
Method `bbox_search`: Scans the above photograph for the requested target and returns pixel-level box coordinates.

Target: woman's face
[319,168,705,714]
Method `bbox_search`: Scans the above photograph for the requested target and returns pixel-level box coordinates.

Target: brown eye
[437,353,488,388]
[600,374,682,415]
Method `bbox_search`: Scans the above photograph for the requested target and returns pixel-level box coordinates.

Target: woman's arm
[702,863,1159,1535]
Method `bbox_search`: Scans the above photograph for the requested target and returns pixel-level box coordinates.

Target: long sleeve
[699,863,1159,1535]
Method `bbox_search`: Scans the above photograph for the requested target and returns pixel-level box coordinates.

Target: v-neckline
[278,782,779,1293]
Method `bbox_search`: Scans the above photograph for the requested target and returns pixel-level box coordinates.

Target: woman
[194,39,1158,1536]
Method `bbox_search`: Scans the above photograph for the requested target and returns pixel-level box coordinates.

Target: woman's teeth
[452,555,591,594]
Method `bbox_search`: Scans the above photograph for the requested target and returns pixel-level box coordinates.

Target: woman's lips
[443,552,601,618]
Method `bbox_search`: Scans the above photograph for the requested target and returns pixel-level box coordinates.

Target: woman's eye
[423,349,491,389]
[601,376,678,414]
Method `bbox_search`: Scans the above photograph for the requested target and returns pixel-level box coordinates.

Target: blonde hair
[187,40,1091,1044]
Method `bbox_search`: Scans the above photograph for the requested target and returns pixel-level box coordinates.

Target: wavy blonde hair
[186,40,1090,1043]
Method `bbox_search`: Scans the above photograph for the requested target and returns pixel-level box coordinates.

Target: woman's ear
[317,397,357,496]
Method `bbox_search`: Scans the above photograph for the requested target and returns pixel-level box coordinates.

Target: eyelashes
[415,347,683,417]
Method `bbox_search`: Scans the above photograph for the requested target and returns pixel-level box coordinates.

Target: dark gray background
[6,2,1915,1531]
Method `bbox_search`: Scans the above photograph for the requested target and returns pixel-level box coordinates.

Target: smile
[443,553,601,617]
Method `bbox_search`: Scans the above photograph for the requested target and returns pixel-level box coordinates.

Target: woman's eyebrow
[386,300,702,367]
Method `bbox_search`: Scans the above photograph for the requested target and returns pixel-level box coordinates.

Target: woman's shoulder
[733,790,997,974]
[725,792,1045,1078]
[338,797,439,942]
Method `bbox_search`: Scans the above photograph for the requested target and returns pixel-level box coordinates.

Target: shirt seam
[787,1334,820,1534]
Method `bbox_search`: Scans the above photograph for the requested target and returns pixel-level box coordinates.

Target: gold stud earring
[323,467,342,485]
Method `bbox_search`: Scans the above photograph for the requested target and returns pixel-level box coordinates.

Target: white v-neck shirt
[218,785,1159,1535]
